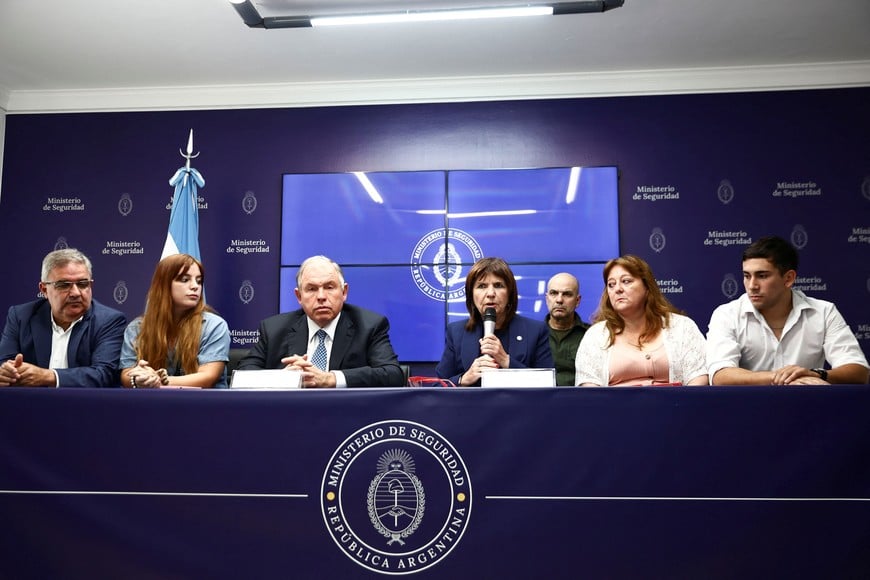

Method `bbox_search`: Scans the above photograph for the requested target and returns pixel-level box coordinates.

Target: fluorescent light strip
[448,209,537,218]
[353,172,384,204]
[311,6,553,26]
[415,209,538,218]
[565,166,581,204]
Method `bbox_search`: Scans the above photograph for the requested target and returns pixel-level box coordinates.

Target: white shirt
[306,314,347,388]
[50,315,83,387]
[575,313,708,386]
[706,289,869,378]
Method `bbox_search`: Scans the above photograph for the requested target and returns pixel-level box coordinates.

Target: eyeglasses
[43,279,93,292]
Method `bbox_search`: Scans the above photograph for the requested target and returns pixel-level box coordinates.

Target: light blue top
[120,311,231,388]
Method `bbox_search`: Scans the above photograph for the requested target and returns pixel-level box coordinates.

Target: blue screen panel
[282,172,446,265]
[280,166,619,362]
[280,265,446,362]
[279,267,299,314]
[447,167,619,262]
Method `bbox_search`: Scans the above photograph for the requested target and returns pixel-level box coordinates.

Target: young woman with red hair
[120,254,230,388]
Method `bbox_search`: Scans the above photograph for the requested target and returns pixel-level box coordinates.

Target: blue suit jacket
[436,314,554,386]
[0,299,127,387]
[237,303,404,387]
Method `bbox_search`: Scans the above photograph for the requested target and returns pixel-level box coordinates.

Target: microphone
[483,307,496,337]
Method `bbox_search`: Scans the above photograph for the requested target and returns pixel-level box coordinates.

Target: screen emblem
[411,229,483,302]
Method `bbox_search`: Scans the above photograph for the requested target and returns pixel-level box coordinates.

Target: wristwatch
[811,368,828,381]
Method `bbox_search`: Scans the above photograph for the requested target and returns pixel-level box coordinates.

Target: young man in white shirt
[706,236,868,386]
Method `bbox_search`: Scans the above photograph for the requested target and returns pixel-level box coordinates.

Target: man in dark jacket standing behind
[545,273,590,386]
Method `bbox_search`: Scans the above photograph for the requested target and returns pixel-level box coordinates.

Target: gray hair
[295,255,345,287]
[41,248,93,282]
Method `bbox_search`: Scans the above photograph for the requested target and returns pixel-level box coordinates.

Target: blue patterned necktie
[311,329,328,371]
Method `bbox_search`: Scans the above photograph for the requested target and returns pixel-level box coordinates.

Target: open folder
[480,368,557,388]
[230,369,302,390]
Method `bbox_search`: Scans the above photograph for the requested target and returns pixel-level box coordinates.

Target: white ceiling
[0,0,868,113]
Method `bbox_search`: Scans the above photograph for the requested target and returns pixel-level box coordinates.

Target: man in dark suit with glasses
[0,248,127,387]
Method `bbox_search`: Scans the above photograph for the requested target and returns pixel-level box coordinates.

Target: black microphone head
[482,307,496,337]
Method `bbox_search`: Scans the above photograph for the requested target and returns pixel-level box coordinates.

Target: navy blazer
[0,299,127,387]
[237,303,404,387]
[436,314,554,386]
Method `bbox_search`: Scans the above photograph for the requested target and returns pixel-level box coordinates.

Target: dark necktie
[311,329,328,371]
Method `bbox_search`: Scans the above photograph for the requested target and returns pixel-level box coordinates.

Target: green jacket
[546,313,590,386]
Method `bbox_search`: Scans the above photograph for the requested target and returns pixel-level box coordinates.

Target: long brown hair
[594,255,683,348]
[463,257,518,331]
[135,254,209,374]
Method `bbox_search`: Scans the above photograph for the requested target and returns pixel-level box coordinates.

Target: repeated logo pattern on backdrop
[621,172,869,355]
[0,90,867,361]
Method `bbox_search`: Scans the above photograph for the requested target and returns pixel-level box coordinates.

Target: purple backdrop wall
[1,88,868,366]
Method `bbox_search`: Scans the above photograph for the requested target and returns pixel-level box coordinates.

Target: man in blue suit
[237,255,404,387]
[0,249,127,387]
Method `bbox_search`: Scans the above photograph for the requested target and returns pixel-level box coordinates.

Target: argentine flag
[161,166,204,261]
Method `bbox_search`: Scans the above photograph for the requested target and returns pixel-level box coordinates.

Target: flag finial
[180,128,200,170]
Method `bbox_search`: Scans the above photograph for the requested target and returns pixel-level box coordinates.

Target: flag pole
[162,129,205,262]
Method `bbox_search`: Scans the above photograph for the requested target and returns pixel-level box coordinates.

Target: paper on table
[230,369,302,390]
[480,368,556,388]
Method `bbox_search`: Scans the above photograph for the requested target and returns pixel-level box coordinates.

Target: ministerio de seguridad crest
[321,420,472,575]
[411,228,483,302]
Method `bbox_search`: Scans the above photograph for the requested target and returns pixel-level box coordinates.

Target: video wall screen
[281,166,619,362]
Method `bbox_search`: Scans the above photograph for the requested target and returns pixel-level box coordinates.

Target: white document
[480,368,557,388]
[230,369,302,390]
